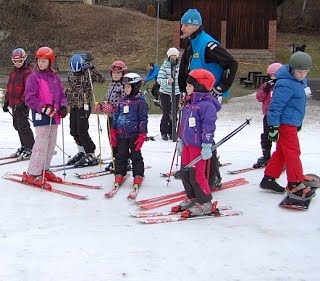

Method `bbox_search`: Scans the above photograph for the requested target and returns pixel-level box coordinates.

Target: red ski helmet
[187,69,216,92]
[35,47,55,65]
[110,60,128,76]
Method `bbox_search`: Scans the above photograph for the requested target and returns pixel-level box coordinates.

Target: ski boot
[161,134,168,141]
[209,176,222,191]
[105,161,114,172]
[171,197,195,212]
[74,153,98,168]
[133,175,143,187]
[22,172,52,190]
[286,182,316,201]
[11,146,25,158]
[259,175,285,193]
[67,152,85,165]
[253,149,270,168]
[114,174,126,187]
[43,170,63,183]
[181,201,214,218]
[18,147,32,160]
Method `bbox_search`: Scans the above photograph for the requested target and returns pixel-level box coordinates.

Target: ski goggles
[12,58,24,64]
[110,65,126,72]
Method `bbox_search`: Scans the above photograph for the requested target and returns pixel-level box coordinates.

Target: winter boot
[44,170,63,183]
[74,153,98,168]
[181,201,213,217]
[22,172,52,190]
[11,146,25,158]
[209,176,222,190]
[171,197,196,212]
[259,175,285,193]
[105,161,114,172]
[67,152,85,165]
[253,149,271,168]
[18,147,32,160]
[161,134,168,141]
[133,175,143,187]
[287,182,316,201]
[114,174,125,186]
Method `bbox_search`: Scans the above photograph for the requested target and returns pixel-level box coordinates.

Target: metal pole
[156,1,160,64]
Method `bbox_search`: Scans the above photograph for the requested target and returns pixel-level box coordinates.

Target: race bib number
[189,117,196,127]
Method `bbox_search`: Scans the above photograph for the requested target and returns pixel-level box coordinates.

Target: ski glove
[41,104,55,118]
[2,100,9,112]
[58,106,68,118]
[102,102,115,114]
[15,101,25,110]
[263,79,275,93]
[177,138,183,156]
[134,133,146,151]
[110,128,118,147]
[201,143,212,160]
[268,126,279,142]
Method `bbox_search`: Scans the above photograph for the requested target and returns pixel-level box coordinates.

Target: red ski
[5,173,102,189]
[228,167,263,174]
[127,184,141,201]
[136,178,249,205]
[3,175,87,200]
[138,210,243,224]
[104,175,130,198]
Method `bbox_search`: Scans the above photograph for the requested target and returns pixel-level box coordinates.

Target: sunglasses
[110,65,125,72]
[12,58,24,64]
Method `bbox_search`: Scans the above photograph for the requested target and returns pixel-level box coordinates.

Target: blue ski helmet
[69,54,84,73]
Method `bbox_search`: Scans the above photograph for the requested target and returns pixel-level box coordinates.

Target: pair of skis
[0,156,29,166]
[131,178,248,224]
[104,175,142,200]
[2,173,102,200]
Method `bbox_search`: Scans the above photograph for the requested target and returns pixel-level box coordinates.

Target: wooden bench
[243,80,254,87]
[239,76,247,85]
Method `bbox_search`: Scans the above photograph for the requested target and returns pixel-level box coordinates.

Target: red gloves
[134,133,146,151]
[41,104,55,118]
[110,128,118,147]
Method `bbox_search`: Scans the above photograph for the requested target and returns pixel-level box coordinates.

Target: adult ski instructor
[178,8,238,189]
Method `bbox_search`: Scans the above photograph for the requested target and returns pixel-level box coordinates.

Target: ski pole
[87,68,103,167]
[61,118,67,178]
[42,116,53,190]
[166,109,182,185]
[184,118,252,169]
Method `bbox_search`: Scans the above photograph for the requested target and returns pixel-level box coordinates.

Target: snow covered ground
[0,88,320,281]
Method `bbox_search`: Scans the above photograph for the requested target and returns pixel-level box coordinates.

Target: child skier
[253,62,283,168]
[65,53,105,167]
[259,51,316,200]
[175,69,221,217]
[94,60,128,171]
[3,48,34,159]
[22,47,68,188]
[110,73,148,187]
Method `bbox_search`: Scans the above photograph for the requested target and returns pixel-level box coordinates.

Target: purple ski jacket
[180,92,221,147]
[25,69,67,126]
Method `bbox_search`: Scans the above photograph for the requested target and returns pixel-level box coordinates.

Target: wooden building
[171,0,284,61]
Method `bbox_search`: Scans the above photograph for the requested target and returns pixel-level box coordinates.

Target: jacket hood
[190,91,222,112]
[276,65,308,86]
